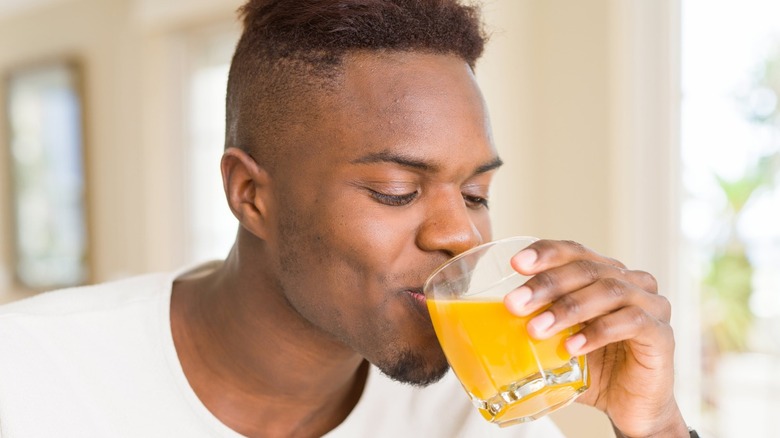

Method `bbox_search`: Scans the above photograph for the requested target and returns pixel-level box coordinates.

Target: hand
[503,240,688,438]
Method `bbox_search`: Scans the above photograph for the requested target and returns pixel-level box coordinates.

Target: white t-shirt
[0,264,564,438]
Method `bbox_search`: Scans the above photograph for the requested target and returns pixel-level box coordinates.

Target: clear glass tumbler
[424,236,589,427]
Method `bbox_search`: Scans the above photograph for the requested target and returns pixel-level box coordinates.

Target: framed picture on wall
[4,60,90,290]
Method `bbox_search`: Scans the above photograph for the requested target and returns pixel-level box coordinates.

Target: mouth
[403,287,430,320]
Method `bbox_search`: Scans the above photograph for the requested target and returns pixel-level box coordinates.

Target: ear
[221,147,273,241]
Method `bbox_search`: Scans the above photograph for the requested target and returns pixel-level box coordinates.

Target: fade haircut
[225,0,488,169]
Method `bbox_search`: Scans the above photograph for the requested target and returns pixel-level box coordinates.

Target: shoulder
[0,272,171,319]
[0,271,184,437]
[0,271,174,369]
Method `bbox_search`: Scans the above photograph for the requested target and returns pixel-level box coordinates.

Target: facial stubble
[275,199,450,387]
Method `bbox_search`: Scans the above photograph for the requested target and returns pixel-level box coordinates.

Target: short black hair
[225,0,488,168]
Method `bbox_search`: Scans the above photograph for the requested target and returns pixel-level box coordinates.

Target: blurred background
[0,0,778,437]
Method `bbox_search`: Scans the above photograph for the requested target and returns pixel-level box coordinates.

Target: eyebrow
[351,151,503,176]
[475,156,504,174]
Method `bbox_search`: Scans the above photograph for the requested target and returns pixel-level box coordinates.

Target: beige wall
[0,1,681,437]
[0,0,243,301]
[481,0,613,247]
[0,0,140,300]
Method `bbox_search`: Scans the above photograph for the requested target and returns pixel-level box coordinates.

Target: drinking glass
[424,236,589,426]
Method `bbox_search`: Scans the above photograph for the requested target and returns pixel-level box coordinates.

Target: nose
[416,190,483,257]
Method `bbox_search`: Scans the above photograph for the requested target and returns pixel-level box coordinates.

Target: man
[0,0,693,437]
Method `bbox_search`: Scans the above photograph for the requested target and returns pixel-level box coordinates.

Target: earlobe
[221,147,273,240]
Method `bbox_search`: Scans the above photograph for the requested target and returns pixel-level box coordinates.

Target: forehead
[311,51,497,172]
[341,51,483,117]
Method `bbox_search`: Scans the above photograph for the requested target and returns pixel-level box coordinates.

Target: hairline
[226,49,477,165]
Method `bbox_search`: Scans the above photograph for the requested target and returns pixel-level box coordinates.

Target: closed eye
[369,190,419,206]
[464,194,489,209]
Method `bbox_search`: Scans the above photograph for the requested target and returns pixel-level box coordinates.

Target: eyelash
[369,190,489,209]
[464,195,489,209]
[369,190,419,206]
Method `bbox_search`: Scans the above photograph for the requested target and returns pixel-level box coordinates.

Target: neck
[170,238,367,438]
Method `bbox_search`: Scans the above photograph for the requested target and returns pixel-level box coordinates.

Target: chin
[374,348,451,387]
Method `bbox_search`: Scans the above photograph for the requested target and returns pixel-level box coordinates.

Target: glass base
[470,357,589,426]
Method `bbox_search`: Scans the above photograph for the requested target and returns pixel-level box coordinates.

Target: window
[181,25,240,264]
[682,1,780,436]
[6,62,88,289]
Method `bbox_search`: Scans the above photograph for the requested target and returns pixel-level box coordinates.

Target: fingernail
[529,311,554,335]
[566,334,587,355]
[505,286,532,315]
[513,248,538,271]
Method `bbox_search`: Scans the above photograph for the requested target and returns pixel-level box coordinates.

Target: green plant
[701,43,780,353]
[701,156,775,352]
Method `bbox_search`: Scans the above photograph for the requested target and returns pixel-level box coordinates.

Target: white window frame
[608,0,699,425]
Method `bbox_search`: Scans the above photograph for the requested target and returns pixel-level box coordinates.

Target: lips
[403,287,431,321]
[406,287,426,303]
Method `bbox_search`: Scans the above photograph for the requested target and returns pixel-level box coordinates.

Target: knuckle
[607,256,627,269]
[665,324,676,350]
[555,294,582,317]
[562,240,588,255]
[590,315,617,339]
[574,259,600,282]
[600,277,627,301]
[633,269,659,292]
[530,239,553,255]
[626,305,649,327]
[656,294,673,320]
[531,271,556,292]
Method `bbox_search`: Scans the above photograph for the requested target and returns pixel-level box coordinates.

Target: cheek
[277,199,409,303]
[273,205,415,344]
[330,205,424,275]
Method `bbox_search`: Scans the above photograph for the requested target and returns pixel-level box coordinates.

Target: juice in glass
[427,298,589,425]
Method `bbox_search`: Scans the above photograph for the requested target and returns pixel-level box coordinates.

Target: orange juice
[427,299,589,425]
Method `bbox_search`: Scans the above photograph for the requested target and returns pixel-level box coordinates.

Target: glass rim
[423,235,539,294]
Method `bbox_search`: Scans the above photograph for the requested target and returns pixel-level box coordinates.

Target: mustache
[379,261,450,290]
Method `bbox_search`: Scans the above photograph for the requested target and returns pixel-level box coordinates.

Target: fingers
[563,306,674,365]
[511,239,630,275]
[506,240,679,430]
[519,277,671,343]
[505,258,660,318]
[503,239,671,359]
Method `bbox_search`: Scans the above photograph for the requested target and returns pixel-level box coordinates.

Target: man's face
[267,52,499,385]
